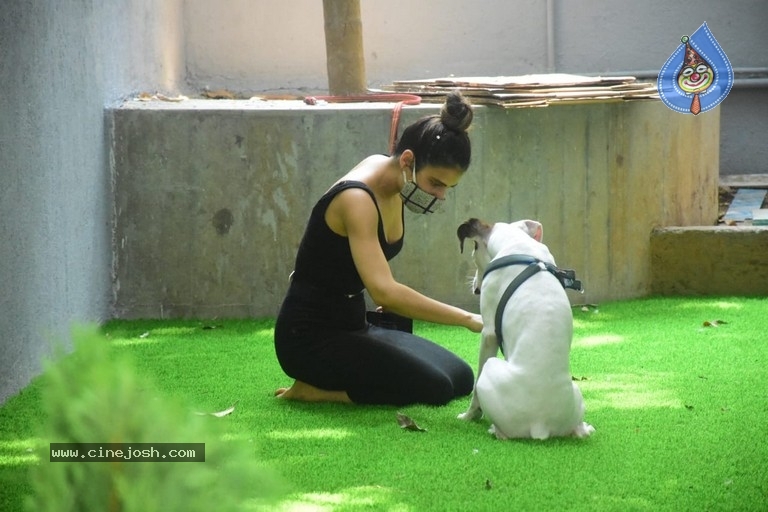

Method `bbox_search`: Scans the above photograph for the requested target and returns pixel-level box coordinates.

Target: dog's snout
[470,273,482,296]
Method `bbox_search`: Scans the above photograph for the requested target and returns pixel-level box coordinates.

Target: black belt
[289,272,363,300]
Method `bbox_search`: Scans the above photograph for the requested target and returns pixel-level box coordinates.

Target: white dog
[456,218,594,440]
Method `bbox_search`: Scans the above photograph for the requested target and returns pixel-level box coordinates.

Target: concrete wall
[651,227,768,296]
[183,0,768,175]
[111,99,719,319]
[719,86,768,175]
[0,0,183,405]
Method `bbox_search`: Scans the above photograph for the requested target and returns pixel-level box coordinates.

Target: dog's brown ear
[457,220,474,253]
[457,218,488,253]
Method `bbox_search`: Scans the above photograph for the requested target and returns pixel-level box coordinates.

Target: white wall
[183,0,767,91]
[0,0,184,405]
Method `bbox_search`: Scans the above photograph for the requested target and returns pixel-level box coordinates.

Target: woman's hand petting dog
[467,313,483,333]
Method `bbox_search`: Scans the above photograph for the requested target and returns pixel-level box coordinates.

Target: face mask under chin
[400,167,445,214]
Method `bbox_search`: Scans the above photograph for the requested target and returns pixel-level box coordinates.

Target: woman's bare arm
[331,189,482,333]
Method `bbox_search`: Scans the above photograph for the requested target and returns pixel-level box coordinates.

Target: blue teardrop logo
[657,22,733,115]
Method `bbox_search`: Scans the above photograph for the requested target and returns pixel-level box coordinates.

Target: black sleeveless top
[292,181,404,296]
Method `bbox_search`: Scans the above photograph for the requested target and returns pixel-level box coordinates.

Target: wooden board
[391,74,637,88]
[381,73,657,109]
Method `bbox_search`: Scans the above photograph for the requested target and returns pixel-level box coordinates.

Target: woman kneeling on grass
[274,91,482,406]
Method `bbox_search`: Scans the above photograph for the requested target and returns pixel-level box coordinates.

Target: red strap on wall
[303,93,422,153]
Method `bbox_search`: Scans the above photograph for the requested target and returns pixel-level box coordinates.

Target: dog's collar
[483,254,583,292]
[483,255,583,355]
[483,255,539,278]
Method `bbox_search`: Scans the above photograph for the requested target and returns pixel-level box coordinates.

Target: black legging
[274,280,474,406]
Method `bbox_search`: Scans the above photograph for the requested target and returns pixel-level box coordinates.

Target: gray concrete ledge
[651,226,768,296]
[121,97,442,112]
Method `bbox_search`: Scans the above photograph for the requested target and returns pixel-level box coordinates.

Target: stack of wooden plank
[377,73,658,108]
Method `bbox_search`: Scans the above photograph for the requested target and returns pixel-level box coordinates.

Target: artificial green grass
[1,297,767,511]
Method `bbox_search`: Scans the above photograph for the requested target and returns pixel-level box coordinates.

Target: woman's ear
[398,150,414,170]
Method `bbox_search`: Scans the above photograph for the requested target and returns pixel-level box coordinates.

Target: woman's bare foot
[274,380,352,403]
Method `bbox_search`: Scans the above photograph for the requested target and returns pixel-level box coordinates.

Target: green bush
[27,326,283,512]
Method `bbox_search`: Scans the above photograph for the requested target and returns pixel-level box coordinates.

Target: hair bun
[440,90,473,132]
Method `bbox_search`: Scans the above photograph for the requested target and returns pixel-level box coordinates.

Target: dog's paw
[457,408,482,421]
[489,424,509,440]
[572,422,595,438]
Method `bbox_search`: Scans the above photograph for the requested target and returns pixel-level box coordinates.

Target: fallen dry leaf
[396,412,427,432]
[155,93,188,102]
[202,89,237,99]
[703,319,728,327]
[195,401,238,418]
[136,92,188,102]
